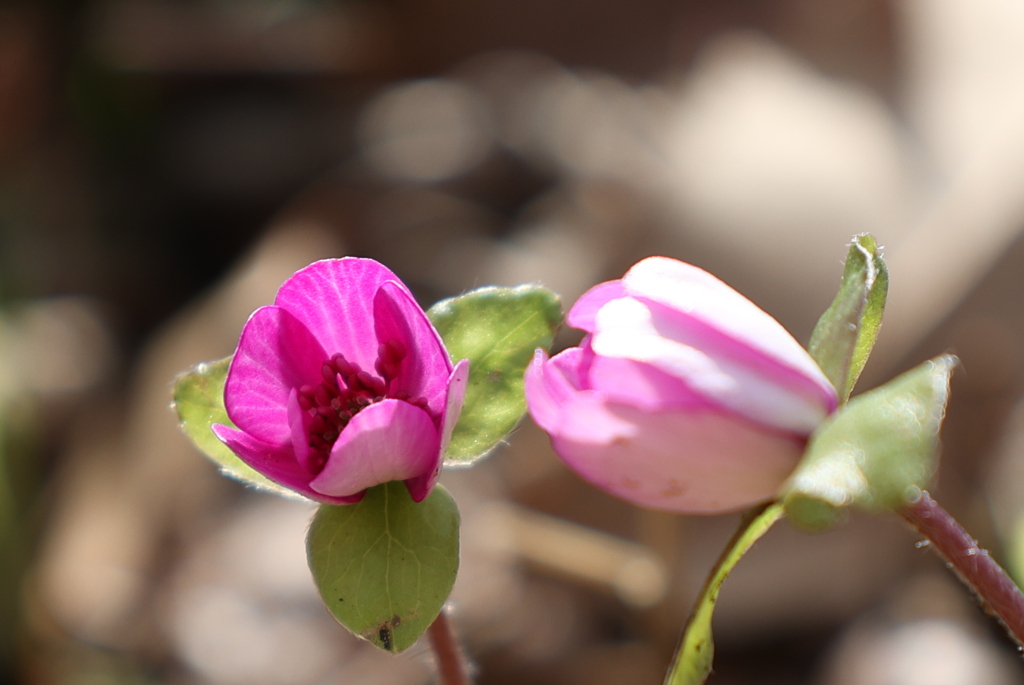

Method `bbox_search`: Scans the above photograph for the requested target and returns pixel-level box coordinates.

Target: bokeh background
[3,0,1024,683]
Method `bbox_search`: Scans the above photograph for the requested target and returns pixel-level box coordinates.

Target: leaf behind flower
[783,355,956,529]
[173,356,299,498]
[809,233,888,404]
[429,284,562,465]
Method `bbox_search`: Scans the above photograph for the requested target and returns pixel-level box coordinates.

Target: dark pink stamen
[298,339,428,476]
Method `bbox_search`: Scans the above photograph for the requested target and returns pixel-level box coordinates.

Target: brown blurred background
[3,0,1024,683]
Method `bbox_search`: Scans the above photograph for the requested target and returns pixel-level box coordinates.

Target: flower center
[296,338,428,474]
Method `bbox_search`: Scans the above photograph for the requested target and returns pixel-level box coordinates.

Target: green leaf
[172,357,297,498]
[664,503,785,685]
[808,233,888,404]
[428,285,562,464]
[307,482,460,653]
[783,355,956,529]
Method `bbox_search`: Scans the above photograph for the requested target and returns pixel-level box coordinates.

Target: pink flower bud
[525,257,837,513]
[213,258,469,504]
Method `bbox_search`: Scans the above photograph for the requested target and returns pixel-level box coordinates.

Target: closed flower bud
[524,257,837,513]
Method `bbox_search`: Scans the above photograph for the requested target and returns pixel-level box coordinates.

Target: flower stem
[427,610,473,685]
[899,489,1024,646]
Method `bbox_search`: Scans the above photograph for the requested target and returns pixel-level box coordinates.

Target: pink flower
[525,257,837,513]
[213,258,469,504]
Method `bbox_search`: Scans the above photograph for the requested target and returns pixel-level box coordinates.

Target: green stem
[664,502,785,685]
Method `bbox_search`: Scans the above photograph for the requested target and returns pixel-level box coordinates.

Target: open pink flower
[213,258,469,504]
[525,256,837,513]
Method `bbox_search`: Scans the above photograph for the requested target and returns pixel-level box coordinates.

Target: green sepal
[428,284,562,465]
[783,355,956,530]
[664,503,785,685]
[306,482,460,653]
[172,356,299,498]
[808,233,888,404]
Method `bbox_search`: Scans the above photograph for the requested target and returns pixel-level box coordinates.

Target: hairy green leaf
[784,355,956,529]
[307,482,460,653]
[809,233,888,403]
[429,285,562,464]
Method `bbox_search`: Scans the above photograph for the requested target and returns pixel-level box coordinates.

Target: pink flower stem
[899,489,1024,646]
[427,610,473,685]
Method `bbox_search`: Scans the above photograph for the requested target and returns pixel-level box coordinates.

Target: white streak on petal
[592,296,828,433]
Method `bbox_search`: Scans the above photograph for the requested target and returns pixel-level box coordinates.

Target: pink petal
[566,279,627,332]
[547,344,588,390]
[211,424,362,505]
[591,294,834,434]
[529,342,726,424]
[650,299,836,416]
[225,306,327,444]
[274,259,409,373]
[549,399,806,514]
[622,257,837,412]
[286,389,313,474]
[407,358,470,500]
[583,346,715,412]
[524,347,587,434]
[309,399,440,500]
[373,281,453,418]
[439,359,470,456]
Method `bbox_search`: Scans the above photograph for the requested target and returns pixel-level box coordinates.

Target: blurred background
[3,0,1024,683]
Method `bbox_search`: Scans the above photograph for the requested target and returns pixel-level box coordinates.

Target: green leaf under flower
[173,357,297,498]
[428,284,562,465]
[809,233,888,404]
[306,481,460,653]
[664,502,785,685]
[783,355,956,530]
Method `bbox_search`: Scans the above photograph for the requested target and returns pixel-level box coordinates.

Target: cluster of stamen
[296,338,427,474]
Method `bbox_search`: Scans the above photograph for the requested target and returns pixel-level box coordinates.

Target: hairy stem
[899,490,1024,646]
[427,610,473,685]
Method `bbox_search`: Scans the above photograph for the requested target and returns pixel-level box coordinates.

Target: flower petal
[439,358,470,457]
[592,296,832,434]
[406,358,470,501]
[549,399,806,513]
[534,338,724,415]
[211,424,362,505]
[286,389,313,474]
[524,348,577,434]
[309,399,440,500]
[373,281,453,417]
[548,344,588,389]
[621,257,836,412]
[582,344,715,412]
[393,358,473,501]
[274,258,409,372]
[225,305,327,443]
[566,279,627,333]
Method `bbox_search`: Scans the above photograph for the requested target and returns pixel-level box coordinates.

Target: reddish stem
[899,490,1024,646]
[427,610,473,685]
